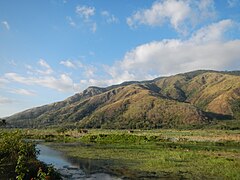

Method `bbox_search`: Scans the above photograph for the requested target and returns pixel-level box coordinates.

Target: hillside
[154,71,240,119]
[6,70,240,129]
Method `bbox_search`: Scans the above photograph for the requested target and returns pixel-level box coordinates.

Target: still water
[36,144,121,180]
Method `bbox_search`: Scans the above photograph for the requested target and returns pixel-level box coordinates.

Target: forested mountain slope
[7,70,240,128]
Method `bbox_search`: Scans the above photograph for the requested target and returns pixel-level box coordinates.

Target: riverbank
[37,144,121,179]
[2,128,240,179]
[0,130,61,180]
[43,129,240,179]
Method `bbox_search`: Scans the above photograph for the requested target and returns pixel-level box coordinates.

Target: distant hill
[6,70,240,129]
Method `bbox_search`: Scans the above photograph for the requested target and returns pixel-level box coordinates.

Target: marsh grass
[37,128,240,179]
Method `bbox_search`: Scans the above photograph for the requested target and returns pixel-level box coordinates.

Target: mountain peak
[6,70,240,128]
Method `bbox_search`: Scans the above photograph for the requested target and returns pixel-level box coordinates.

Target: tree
[0,119,7,127]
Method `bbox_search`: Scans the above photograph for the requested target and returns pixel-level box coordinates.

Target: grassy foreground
[0,130,61,180]
[30,128,240,179]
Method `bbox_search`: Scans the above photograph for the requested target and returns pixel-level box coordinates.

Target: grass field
[2,127,239,179]
[26,128,240,179]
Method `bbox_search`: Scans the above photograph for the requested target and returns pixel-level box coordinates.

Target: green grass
[50,143,240,179]
[42,129,240,179]
[0,129,61,180]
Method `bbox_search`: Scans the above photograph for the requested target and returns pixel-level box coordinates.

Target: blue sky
[0,0,240,117]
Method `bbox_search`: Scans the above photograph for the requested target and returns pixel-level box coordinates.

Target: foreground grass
[39,129,240,179]
[53,145,240,179]
[0,130,61,180]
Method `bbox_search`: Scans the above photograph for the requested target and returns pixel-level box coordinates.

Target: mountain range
[6,70,240,129]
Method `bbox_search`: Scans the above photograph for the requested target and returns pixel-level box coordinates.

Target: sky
[0,0,240,117]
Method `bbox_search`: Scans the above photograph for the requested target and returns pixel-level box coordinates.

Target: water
[36,144,121,180]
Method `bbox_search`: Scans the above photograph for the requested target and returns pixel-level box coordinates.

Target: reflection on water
[36,144,121,180]
[37,144,72,169]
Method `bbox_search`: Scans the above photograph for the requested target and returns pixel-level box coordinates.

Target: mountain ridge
[6,70,240,129]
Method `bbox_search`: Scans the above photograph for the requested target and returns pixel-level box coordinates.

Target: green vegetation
[0,130,60,180]
[0,119,7,127]
[26,128,239,179]
[2,70,240,179]
[6,70,240,129]
[231,99,240,120]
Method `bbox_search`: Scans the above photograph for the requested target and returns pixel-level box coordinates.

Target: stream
[36,144,122,180]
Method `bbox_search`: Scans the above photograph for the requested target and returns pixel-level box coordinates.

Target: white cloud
[191,19,234,43]
[197,0,216,20]
[76,5,95,20]
[0,96,14,104]
[24,59,53,75]
[40,74,74,92]
[55,20,239,88]
[37,59,53,75]
[127,0,216,34]
[104,20,240,83]
[66,16,76,27]
[60,60,77,68]
[4,73,29,84]
[4,73,75,92]
[101,11,118,24]
[127,0,191,32]
[60,60,85,69]
[74,5,97,32]
[116,40,240,78]
[84,65,96,78]
[10,88,36,96]
[1,21,10,30]
[60,59,96,78]
[38,59,51,69]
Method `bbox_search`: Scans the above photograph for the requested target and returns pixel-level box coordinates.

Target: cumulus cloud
[76,5,95,20]
[102,19,240,83]
[127,0,216,34]
[59,20,239,88]
[127,0,191,31]
[191,19,234,43]
[9,88,36,96]
[115,40,240,78]
[197,0,216,19]
[1,21,10,30]
[101,11,118,24]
